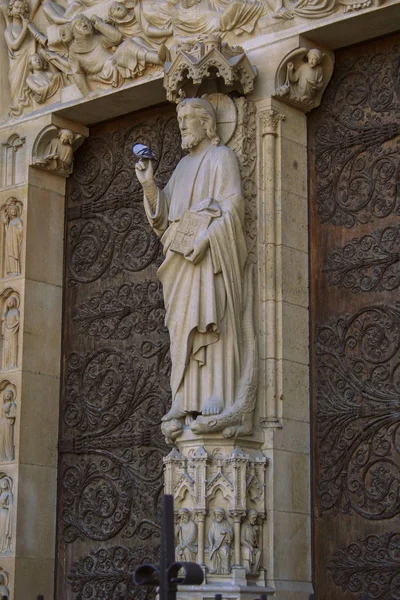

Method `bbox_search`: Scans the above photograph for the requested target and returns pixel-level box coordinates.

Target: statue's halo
[203,93,237,145]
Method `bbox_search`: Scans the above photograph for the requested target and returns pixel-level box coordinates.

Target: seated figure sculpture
[136,97,257,442]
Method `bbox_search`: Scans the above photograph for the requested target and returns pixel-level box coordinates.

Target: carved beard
[181,129,206,150]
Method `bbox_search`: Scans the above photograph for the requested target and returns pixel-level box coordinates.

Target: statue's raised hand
[135,159,155,187]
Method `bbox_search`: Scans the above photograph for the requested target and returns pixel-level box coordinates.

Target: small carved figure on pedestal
[175,508,198,561]
[0,476,13,554]
[0,387,16,463]
[241,509,261,575]
[208,507,233,574]
[1,199,23,278]
[1,297,20,370]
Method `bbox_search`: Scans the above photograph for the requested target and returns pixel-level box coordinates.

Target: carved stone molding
[32,125,86,177]
[164,36,257,103]
[274,44,334,112]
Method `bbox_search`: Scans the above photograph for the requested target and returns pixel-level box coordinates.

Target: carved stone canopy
[164,36,257,103]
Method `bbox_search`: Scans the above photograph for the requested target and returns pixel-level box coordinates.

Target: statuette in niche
[1,198,23,278]
[33,126,86,177]
[0,475,13,554]
[208,507,233,574]
[136,97,257,444]
[241,509,261,574]
[0,385,16,463]
[1,295,20,370]
[275,47,334,111]
[175,508,198,561]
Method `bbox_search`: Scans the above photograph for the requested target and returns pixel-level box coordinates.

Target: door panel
[56,104,181,599]
[309,35,400,599]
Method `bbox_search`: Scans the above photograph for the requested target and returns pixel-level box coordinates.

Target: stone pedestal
[165,432,270,599]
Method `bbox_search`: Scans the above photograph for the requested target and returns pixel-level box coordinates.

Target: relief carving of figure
[0,387,16,462]
[0,477,13,554]
[1,0,47,116]
[136,97,257,443]
[1,199,23,278]
[175,508,198,561]
[241,509,261,574]
[26,51,63,103]
[276,48,325,107]
[208,507,233,574]
[1,297,20,370]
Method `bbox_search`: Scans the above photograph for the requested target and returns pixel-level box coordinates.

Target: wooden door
[56,104,182,599]
[309,34,400,599]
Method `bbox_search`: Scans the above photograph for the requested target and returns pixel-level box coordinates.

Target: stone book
[170,211,212,255]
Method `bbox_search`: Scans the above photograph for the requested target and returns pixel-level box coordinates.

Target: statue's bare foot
[162,405,186,422]
[202,397,223,416]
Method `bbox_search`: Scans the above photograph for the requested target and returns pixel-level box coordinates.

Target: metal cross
[134,495,204,600]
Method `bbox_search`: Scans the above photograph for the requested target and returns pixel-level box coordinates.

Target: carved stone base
[164,432,268,586]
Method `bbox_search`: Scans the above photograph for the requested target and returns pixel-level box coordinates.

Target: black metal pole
[161,494,176,600]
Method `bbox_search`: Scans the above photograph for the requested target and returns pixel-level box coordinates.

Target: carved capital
[229,510,246,523]
[260,110,285,136]
[31,125,86,178]
[274,42,334,112]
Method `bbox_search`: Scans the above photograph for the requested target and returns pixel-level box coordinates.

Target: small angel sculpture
[33,128,82,176]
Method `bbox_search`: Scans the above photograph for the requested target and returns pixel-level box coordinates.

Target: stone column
[257,96,313,600]
[0,114,87,599]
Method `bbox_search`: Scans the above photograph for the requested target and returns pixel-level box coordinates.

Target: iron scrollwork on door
[57,107,181,600]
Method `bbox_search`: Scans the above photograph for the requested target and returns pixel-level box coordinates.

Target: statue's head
[6,296,17,309]
[60,23,74,45]
[307,49,323,67]
[214,507,225,522]
[6,199,19,218]
[248,509,258,524]
[72,14,94,37]
[109,2,129,22]
[29,53,46,72]
[0,479,9,491]
[59,129,74,145]
[177,98,220,151]
[8,0,29,19]
[3,388,14,402]
[178,508,191,523]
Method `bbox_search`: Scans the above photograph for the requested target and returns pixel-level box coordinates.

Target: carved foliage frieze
[316,305,400,519]
[311,44,400,228]
[58,108,181,599]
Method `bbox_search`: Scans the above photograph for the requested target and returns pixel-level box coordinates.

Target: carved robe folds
[144,144,247,418]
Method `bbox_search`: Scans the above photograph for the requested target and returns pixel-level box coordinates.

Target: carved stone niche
[0,381,16,463]
[0,197,23,279]
[274,42,334,112]
[32,125,85,177]
[0,289,20,372]
[164,35,257,103]
[164,444,268,585]
[0,472,13,555]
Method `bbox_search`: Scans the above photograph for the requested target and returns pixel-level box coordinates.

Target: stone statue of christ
[136,97,248,440]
